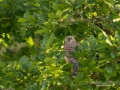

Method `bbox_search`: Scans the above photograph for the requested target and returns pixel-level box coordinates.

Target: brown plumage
[64,36,79,77]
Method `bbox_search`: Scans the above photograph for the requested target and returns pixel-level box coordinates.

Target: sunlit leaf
[93,12,97,17]
[26,37,34,46]
[34,28,49,34]
[34,3,40,7]
[106,38,112,46]
[48,13,56,18]
[17,18,26,22]
[56,10,63,17]
[71,0,75,3]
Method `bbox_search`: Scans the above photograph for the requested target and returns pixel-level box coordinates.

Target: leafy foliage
[0,0,120,89]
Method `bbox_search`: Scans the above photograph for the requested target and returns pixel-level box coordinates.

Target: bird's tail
[69,57,79,77]
[65,55,79,77]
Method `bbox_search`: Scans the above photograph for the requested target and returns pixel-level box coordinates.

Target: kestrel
[64,36,79,77]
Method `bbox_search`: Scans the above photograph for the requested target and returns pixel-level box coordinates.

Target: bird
[64,36,79,77]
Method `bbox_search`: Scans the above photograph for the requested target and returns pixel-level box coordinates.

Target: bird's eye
[68,38,72,42]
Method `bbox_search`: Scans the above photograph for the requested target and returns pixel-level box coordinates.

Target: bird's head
[65,36,75,42]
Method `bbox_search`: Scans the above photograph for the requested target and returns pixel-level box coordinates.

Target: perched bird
[64,36,79,77]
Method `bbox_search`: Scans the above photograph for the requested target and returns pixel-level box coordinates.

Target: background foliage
[0,0,120,89]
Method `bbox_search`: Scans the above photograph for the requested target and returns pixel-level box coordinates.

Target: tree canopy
[0,0,120,89]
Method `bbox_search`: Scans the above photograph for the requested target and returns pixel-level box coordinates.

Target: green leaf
[77,72,84,79]
[103,71,111,80]
[52,4,59,10]
[104,64,113,73]
[6,48,13,56]
[35,28,49,34]
[44,57,55,64]
[34,3,40,7]
[1,22,10,27]
[106,38,112,46]
[48,13,56,18]
[56,10,63,17]
[111,71,117,77]
[99,59,108,64]
[44,57,50,63]
[80,60,88,66]
[45,32,55,48]
[24,11,31,18]
[17,18,27,22]
[81,41,88,50]
[6,72,14,78]
[81,67,89,72]
[41,80,47,90]
[79,78,89,85]
[19,55,28,64]
[87,35,96,48]
[93,12,97,17]
[92,67,102,72]
[88,60,96,67]
[99,53,107,58]
[115,31,120,42]
[110,51,115,58]
[0,61,4,69]
[71,0,75,3]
